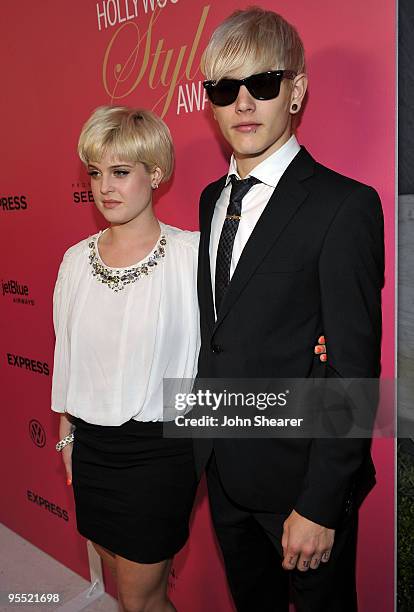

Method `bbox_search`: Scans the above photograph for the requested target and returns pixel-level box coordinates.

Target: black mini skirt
[71,416,198,564]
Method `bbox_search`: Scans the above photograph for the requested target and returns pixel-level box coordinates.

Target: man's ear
[290,73,308,114]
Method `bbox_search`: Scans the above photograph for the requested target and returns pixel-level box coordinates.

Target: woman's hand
[62,444,73,486]
[314,335,327,362]
[59,414,74,486]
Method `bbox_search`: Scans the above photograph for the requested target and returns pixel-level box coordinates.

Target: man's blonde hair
[202,7,305,82]
[78,106,174,181]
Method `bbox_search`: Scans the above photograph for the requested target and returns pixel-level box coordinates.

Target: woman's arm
[59,413,75,486]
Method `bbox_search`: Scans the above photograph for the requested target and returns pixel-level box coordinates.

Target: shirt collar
[225,135,301,188]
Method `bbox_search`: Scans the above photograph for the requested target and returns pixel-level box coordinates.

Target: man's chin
[233,137,290,161]
[234,145,272,160]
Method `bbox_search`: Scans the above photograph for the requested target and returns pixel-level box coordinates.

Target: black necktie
[215,175,260,314]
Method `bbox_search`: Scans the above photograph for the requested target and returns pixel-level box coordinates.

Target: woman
[52,106,200,612]
[51,105,327,612]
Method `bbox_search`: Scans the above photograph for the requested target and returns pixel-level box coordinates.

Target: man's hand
[281,510,335,571]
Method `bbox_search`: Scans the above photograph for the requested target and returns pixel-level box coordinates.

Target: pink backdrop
[1,1,395,610]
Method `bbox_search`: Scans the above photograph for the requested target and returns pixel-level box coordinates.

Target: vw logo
[29,419,46,448]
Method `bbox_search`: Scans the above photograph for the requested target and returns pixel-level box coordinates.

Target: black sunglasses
[203,70,297,106]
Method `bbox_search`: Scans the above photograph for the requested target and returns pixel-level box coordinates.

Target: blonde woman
[52,107,199,612]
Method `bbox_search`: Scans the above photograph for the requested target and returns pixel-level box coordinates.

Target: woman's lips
[102,200,122,209]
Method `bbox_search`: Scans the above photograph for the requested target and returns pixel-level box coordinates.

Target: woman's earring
[291,103,299,112]
[152,183,159,190]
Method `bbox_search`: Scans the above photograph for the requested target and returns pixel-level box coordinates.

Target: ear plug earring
[291,103,298,112]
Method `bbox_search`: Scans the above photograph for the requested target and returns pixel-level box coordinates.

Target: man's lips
[233,123,261,133]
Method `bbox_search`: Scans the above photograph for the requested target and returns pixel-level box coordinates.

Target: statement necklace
[88,232,166,292]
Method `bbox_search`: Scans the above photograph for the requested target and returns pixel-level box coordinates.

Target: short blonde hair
[202,7,305,82]
[78,106,174,182]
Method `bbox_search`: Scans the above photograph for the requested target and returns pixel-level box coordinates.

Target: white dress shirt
[51,223,200,425]
[209,135,301,316]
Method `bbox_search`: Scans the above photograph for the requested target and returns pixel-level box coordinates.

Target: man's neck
[233,133,295,178]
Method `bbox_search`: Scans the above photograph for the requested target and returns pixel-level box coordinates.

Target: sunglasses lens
[247,72,282,100]
[204,71,286,106]
[207,80,239,106]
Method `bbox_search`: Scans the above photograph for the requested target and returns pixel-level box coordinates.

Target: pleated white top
[51,223,200,425]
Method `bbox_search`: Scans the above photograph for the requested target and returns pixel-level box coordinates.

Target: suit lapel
[213,147,315,332]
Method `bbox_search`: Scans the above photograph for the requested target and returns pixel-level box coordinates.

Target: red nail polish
[67,478,72,486]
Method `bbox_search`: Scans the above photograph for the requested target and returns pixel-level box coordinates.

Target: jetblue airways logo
[1,279,34,306]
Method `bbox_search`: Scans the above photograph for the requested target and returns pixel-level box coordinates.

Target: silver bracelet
[56,433,74,452]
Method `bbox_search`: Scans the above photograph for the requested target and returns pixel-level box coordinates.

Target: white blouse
[51,223,200,425]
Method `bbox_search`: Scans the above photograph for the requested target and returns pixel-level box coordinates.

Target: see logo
[29,419,46,448]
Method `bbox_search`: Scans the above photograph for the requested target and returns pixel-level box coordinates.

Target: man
[196,7,384,611]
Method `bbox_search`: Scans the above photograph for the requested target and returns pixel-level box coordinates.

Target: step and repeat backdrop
[1,1,395,610]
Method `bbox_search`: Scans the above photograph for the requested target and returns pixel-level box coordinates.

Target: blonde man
[197,8,384,611]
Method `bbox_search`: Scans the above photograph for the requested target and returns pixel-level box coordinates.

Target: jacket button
[211,344,222,354]
[344,497,353,513]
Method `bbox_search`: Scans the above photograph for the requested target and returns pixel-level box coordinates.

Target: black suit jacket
[196,147,384,529]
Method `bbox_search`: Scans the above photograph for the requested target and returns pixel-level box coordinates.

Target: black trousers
[206,454,358,612]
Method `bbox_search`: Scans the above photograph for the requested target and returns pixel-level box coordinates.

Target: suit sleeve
[294,185,384,528]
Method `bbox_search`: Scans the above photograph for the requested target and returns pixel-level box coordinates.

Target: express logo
[29,419,46,448]
[7,353,50,376]
[26,490,69,522]
[0,195,28,211]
